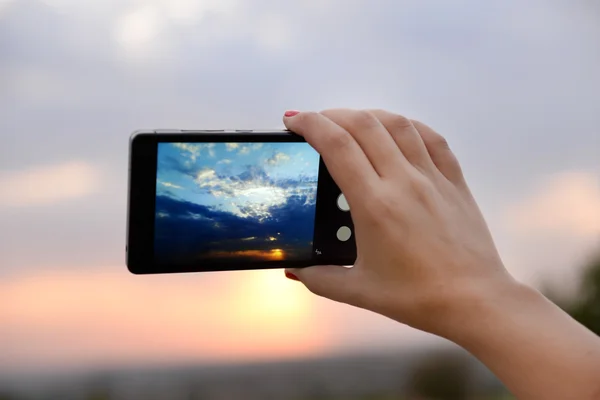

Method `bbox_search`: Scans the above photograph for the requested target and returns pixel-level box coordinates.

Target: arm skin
[442,278,600,400]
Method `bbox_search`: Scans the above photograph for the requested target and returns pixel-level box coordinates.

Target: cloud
[207,143,216,157]
[223,143,261,155]
[237,165,269,182]
[266,151,291,166]
[157,162,317,230]
[112,0,240,56]
[505,171,600,237]
[0,0,15,16]
[158,181,183,189]
[194,166,286,219]
[156,194,227,221]
[172,143,215,161]
[217,159,232,164]
[190,165,317,220]
[253,12,292,51]
[114,4,165,52]
[194,168,220,187]
[237,143,263,155]
[172,143,201,161]
[238,146,251,155]
[0,161,101,207]
[154,191,317,262]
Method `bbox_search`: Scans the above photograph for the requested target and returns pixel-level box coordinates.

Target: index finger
[283,111,380,199]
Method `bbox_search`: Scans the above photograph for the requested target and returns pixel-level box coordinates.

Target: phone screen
[154,142,322,265]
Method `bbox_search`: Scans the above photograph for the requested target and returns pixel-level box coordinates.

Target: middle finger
[320,109,409,178]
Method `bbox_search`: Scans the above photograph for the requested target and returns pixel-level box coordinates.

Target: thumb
[285,265,363,306]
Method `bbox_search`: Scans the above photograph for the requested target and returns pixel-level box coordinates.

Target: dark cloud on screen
[154,192,316,263]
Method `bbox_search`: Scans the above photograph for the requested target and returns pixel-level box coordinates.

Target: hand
[283,108,516,338]
[282,109,600,400]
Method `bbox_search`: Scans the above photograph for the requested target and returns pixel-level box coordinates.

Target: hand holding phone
[129,109,600,400]
[280,109,600,400]
[126,130,357,274]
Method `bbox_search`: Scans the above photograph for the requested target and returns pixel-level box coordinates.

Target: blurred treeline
[0,348,514,400]
[554,249,600,336]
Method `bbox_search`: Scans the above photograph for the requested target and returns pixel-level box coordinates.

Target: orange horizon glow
[270,248,284,260]
[0,267,333,372]
[206,248,286,261]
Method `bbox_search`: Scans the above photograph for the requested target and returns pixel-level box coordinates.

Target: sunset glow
[0,268,330,372]
[270,248,284,260]
[206,248,286,261]
[230,269,318,341]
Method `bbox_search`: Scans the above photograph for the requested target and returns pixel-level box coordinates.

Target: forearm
[443,278,600,400]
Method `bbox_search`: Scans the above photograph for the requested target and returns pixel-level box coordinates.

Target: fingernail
[285,271,300,281]
[284,110,300,117]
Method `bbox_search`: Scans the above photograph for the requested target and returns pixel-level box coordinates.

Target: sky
[155,142,319,263]
[0,0,599,377]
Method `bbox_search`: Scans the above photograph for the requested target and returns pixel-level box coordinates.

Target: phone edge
[126,129,155,274]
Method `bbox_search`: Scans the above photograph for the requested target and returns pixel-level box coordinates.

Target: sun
[222,268,331,359]
[231,269,313,330]
[269,248,284,260]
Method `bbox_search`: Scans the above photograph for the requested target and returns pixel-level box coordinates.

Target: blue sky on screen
[157,142,318,216]
[155,142,320,261]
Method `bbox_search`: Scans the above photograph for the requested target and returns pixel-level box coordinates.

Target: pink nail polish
[284,110,300,117]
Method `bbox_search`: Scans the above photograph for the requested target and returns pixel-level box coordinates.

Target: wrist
[433,274,535,346]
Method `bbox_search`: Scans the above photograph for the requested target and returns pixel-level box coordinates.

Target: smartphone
[126,129,357,274]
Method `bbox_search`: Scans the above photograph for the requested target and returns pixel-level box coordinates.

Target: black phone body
[127,130,357,274]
